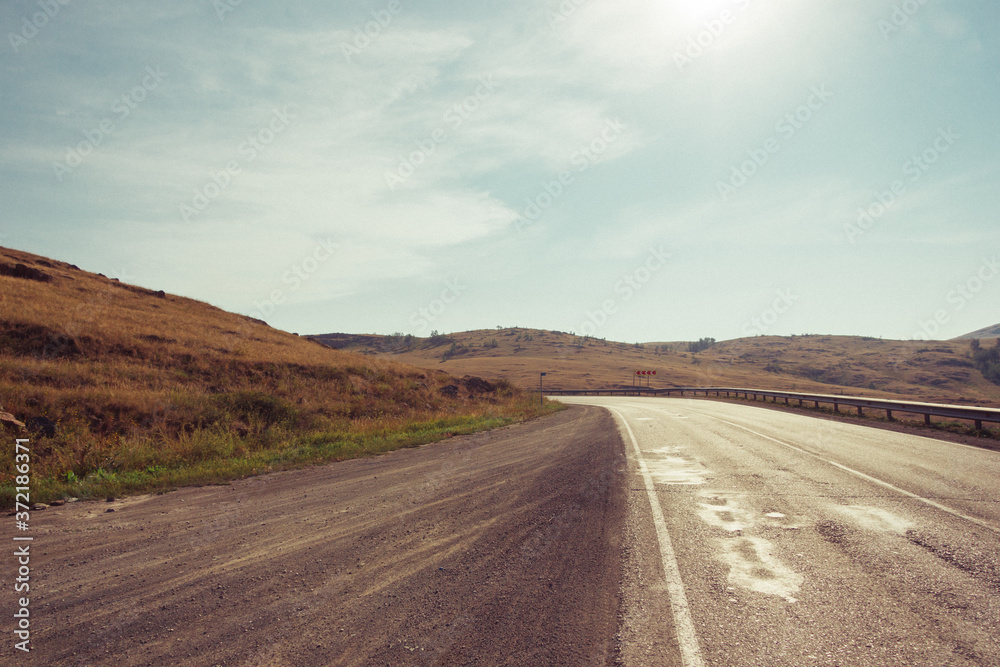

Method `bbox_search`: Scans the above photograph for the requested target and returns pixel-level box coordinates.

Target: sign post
[539,372,547,406]
[634,370,657,387]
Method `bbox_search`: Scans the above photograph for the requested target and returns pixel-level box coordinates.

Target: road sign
[635,370,657,376]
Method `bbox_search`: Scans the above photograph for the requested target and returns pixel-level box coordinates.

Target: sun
[669,0,736,27]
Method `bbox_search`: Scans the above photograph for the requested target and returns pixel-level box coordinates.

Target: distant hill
[311,328,1000,407]
[0,247,548,505]
[954,323,1000,340]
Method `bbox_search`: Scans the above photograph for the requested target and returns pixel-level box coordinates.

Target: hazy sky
[3,0,998,342]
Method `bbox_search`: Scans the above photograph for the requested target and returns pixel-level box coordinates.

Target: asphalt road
[560,396,1000,667]
[9,397,1000,665]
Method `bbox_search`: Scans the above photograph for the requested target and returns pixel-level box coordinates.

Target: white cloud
[2,0,997,339]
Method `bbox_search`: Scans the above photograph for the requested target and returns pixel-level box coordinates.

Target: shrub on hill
[426,331,453,347]
[972,341,1000,385]
[688,337,716,353]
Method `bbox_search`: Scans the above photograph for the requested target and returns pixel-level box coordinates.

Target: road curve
[13,407,625,666]
[560,396,1000,667]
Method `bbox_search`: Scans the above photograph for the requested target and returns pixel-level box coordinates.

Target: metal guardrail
[546,386,1000,430]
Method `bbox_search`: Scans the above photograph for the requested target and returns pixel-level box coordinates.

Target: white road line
[705,415,1000,535]
[610,407,705,667]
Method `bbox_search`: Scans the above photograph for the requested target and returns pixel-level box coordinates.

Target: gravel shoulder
[12,406,626,666]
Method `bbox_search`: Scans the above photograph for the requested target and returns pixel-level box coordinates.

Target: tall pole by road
[539,372,547,406]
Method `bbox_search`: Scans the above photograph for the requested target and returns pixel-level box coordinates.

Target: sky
[2,0,998,343]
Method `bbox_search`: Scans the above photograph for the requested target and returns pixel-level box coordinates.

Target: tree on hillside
[688,337,716,353]
[972,343,1000,385]
[427,331,451,347]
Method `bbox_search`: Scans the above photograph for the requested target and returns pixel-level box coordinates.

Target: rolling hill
[954,323,1000,340]
[0,247,553,505]
[311,328,1000,408]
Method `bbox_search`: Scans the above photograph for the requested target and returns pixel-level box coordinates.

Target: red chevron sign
[634,370,657,376]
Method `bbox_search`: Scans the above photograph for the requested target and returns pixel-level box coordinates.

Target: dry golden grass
[0,247,558,506]
[318,327,1000,407]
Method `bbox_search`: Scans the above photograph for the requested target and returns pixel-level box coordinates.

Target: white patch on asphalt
[697,496,748,533]
[833,505,912,534]
[697,491,804,603]
[721,536,804,604]
[645,447,708,485]
[702,415,1000,535]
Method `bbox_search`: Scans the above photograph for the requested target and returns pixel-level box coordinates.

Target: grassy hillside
[954,323,1000,340]
[0,248,557,506]
[313,328,1000,407]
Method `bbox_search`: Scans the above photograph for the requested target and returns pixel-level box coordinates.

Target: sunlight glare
[672,0,733,23]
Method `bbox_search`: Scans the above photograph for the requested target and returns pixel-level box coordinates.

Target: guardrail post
[833,402,840,413]
[975,419,983,430]
[886,409,894,421]
[857,406,863,417]
[924,413,932,426]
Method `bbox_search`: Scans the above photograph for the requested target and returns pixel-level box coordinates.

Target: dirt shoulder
[10,405,626,666]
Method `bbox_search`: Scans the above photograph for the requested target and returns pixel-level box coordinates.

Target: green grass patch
[0,401,565,507]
